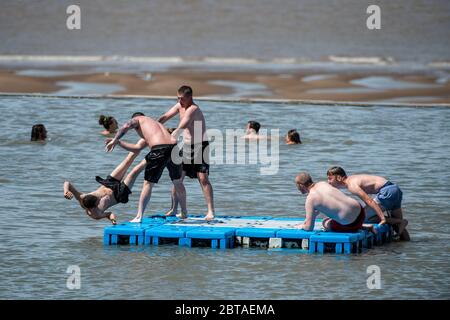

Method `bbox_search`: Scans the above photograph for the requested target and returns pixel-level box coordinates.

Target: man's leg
[173,178,188,219]
[130,180,154,223]
[197,172,215,220]
[165,171,186,216]
[122,159,147,190]
[391,208,410,241]
[110,152,140,181]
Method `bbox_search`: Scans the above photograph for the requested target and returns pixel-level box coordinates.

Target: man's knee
[172,179,184,188]
[197,174,210,187]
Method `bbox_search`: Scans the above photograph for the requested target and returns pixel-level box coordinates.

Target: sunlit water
[0,97,449,299]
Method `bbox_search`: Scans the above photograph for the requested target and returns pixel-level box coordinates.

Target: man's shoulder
[190,104,200,111]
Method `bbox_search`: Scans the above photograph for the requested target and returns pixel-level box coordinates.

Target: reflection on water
[0,97,449,299]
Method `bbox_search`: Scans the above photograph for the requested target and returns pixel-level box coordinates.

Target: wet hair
[287,129,302,144]
[177,85,193,97]
[247,121,261,133]
[167,127,177,134]
[132,112,145,118]
[327,166,347,178]
[98,115,117,130]
[30,124,47,141]
[296,172,313,187]
[82,194,98,208]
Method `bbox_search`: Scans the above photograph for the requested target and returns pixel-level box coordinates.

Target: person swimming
[99,115,118,136]
[31,124,47,141]
[286,129,301,144]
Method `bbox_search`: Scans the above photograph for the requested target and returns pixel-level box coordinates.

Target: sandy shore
[1,64,449,104]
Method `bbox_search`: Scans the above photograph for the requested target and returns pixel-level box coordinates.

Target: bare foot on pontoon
[129,216,142,223]
[176,212,187,219]
[363,224,378,235]
[164,208,177,217]
[205,212,215,221]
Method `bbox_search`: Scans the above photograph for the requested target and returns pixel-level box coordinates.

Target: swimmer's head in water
[131,112,145,118]
[31,124,47,141]
[98,115,118,131]
[82,194,98,208]
[247,121,261,134]
[286,129,301,144]
[326,166,347,187]
[295,172,313,194]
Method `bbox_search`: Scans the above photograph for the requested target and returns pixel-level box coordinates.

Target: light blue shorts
[375,181,403,211]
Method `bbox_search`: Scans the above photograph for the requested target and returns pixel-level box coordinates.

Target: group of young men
[63,85,409,241]
[64,86,215,224]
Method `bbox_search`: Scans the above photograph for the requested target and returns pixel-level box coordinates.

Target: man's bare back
[134,116,177,147]
[64,182,116,221]
[308,181,361,224]
[346,174,388,195]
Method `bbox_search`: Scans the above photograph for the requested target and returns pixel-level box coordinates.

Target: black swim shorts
[95,175,131,204]
[144,144,182,183]
[182,141,210,179]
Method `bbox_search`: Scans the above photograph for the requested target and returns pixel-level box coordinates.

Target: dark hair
[296,172,313,187]
[31,124,47,141]
[98,115,117,130]
[287,129,302,144]
[327,166,347,178]
[132,112,145,118]
[167,127,177,134]
[82,194,98,208]
[247,121,261,133]
[177,85,193,97]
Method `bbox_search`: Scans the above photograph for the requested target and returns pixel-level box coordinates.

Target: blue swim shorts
[375,181,403,211]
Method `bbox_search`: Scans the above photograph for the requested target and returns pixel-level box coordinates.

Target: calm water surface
[0,97,449,299]
[1,0,449,63]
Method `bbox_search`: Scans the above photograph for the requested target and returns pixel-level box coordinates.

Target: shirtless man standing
[105,112,187,223]
[326,166,410,241]
[63,150,146,224]
[294,172,366,232]
[158,86,215,221]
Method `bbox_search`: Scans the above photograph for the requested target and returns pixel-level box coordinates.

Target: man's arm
[105,118,140,152]
[105,138,147,153]
[171,106,197,139]
[158,104,180,124]
[64,181,83,203]
[297,197,317,231]
[348,184,387,225]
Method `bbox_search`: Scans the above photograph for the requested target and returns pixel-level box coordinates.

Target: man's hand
[378,218,387,226]
[64,191,73,200]
[105,138,118,152]
[63,181,73,199]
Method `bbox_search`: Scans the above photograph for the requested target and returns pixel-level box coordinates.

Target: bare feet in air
[205,212,215,221]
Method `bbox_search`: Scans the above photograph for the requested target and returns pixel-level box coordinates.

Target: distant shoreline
[0,57,449,105]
